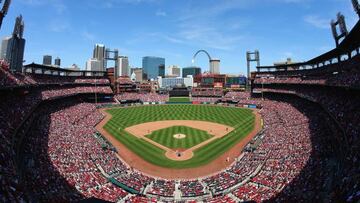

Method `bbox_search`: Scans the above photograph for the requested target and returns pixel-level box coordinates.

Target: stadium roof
[24,63,107,74]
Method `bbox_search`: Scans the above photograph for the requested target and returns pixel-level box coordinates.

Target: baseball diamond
[100,105,256,169]
[146,126,213,149]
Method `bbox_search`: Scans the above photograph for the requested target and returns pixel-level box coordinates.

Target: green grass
[104,105,255,168]
[168,97,190,102]
[146,126,213,149]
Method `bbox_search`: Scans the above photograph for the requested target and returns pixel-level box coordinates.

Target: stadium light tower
[105,48,119,81]
[330,12,348,47]
[0,0,11,30]
[352,0,360,18]
[246,50,260,90]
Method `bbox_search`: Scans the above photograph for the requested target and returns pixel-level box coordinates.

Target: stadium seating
[115,92,169,103]
[1,45,359,202]
[191,88,223,97]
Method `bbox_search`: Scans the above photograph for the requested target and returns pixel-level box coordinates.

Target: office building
[93,44,105,71]
[85,58,102,75]
[182,66,201,78]
[43,55,52,65]
[130,68,143,82]
[54,57,61,67]
[167,65,181,77]
[0,36,10,60]
[134,68,143,82]
[118,56,129,77]
[1,15,26,72]
[142,56,165,80]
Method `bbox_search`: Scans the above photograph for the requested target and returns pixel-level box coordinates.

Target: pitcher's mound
[173,134,186,139]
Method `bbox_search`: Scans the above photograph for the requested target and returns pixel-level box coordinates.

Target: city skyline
[0,0,358,74]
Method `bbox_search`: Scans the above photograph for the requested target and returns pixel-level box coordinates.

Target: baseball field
[168,97,191,102]
[103,105,255,169]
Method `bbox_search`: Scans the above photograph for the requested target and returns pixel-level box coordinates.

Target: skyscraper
[117,56,129,77]
[43,55,52,65]
[142,56,165,80]
[86,58,101,73]
[93,44,105,71]
[54,57,61,67]
[1,15,25,72]
[130,68,143,82]
[0,36,11,60]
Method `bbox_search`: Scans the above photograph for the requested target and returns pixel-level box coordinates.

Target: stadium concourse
[1,20,360,203]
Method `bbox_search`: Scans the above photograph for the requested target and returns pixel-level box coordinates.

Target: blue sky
[0,0,358,75]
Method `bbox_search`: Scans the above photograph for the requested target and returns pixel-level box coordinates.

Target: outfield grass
[104,105,255,168]
[168,97,190,102]
[146,126,213,149]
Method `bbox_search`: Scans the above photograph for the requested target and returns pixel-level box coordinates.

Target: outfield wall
[97,102,261,110]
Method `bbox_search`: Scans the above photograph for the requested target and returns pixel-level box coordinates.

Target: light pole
[95,72,98,105]
[261,77,264,100]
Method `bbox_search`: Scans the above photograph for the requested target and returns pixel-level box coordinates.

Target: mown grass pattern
[168,97,191,102]
[104,105,255,168]
[146,126,213,149]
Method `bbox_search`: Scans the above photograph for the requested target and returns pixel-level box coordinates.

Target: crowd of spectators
[190,97,220,103]
[41,86,113,100]
[2,90,355,202]
[113,172,153,193]
[222,91,251,102]
[254,54,360,88]
[115,93,169,103]
[179,180,206,197]
[201,195,237,203]
[1,59,359,202]
[0,65,110,87]
[253,85,359,202]
[191,88,223,97]
[147,180,175,197]
[21,99,128,202]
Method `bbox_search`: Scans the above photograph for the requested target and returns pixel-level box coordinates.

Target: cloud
[20,0,67,14]
[155,10,167,17]
[178,26,244,50]
[162,35,183,44]
[171,1,249,51]
[280,0,309,3]
[304,15,330,29]
[178,0,253,22]
[95,0,161,8]
[48,20,70,32]
[127,32,184,45]
[122,0,160,4]
[82,31,96,41]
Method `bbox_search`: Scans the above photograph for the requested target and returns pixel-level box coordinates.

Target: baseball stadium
[1,0,360,203]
